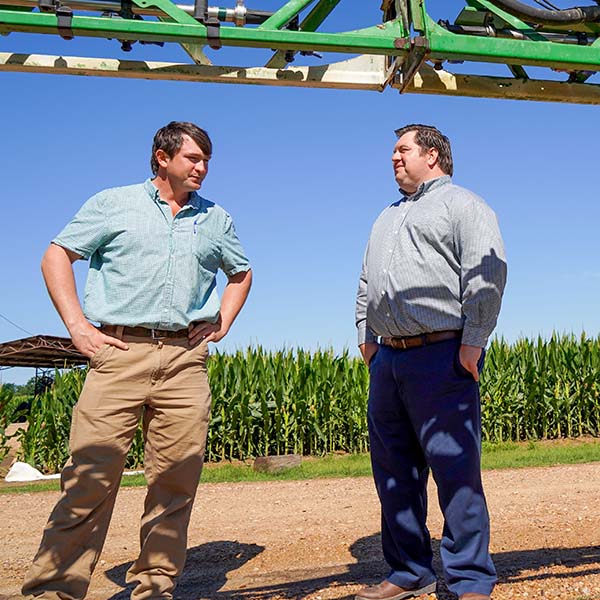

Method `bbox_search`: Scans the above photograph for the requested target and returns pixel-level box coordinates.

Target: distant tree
[15,377,36,396]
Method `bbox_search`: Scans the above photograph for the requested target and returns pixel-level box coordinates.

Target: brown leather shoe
[459,594,490,600]
[355,580,436,600]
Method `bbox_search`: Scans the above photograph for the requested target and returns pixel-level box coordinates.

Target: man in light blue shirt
[23,122,252,600]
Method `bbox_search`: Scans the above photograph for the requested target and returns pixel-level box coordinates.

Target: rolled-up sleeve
[219,212,251,277]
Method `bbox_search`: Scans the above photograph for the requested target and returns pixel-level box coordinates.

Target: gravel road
[1,463,599,599]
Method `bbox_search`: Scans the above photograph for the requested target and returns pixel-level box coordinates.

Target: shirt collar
[144,178,203,212]
[400,174,451,201]
[144,178,161,204]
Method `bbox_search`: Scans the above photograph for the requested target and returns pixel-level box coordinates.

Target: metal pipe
[1,0,123,12]
[0,0,271,22]
[442,21,598,45]
[206,4,270,24]
[488,0,600,25]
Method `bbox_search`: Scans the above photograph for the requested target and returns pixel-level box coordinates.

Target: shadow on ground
[104,537,600,600]
[105,540,265,600]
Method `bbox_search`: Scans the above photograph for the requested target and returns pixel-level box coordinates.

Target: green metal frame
[1,0,600,103]
[0,0,405,53]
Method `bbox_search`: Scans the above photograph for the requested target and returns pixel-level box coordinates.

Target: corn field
[481,334,600,441]
[206,347,369,461]
[1,334,599,473]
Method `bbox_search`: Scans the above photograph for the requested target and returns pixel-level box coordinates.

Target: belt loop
[116,325,124,340]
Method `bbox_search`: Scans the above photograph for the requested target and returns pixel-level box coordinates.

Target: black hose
[246,9,273,25]
[193,0,207,20]
[490,0,600,24]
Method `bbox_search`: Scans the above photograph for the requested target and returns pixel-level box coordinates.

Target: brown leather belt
[381,329,461,350]
[101,325,188,339]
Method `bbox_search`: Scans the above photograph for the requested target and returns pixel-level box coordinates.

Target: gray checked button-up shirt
[356,176,507,348]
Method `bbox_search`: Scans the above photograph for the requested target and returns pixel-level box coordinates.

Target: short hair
[394,124,453,176]
[151,121,213,175]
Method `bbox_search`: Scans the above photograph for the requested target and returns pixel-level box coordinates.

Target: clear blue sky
[1,1,599,384]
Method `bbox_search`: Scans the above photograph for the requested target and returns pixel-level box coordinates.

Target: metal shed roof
[0,336,88,368]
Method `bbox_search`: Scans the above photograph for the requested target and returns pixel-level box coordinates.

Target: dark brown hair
[394,124,453,176]
[151,121,213,175]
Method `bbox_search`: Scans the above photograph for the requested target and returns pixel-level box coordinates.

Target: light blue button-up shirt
[54,179,250,330]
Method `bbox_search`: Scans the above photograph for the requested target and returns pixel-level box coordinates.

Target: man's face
[158,134,210,192]
[391,131,437,193]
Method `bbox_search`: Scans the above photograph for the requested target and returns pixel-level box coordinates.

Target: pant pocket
[453,351,473,379]
[90,343,112,369]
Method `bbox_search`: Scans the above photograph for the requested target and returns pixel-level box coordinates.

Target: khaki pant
[22,332,212,600]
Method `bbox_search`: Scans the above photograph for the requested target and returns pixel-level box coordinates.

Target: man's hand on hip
[459,344,483,382]
[70,322,129,358]
[188,319,228,346]
[359,342,380,367]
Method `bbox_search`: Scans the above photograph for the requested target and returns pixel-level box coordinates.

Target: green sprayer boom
[2,0,600,103]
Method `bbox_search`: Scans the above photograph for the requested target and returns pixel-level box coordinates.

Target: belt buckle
[150,329,166,340]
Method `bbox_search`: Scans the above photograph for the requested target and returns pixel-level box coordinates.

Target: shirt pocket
[192,234,221,274]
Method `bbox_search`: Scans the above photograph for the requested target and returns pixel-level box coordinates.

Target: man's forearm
[41,243,129,357]
[41,244,87,334]
[220,269,253,331]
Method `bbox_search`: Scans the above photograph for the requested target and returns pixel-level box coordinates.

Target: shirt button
[381,291,385,295]
[383,269,387,273]
[386,313,390,317]
[394,230,398,234]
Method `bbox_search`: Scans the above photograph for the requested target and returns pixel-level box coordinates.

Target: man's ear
[426,147,439,168]
[155,149,170,169]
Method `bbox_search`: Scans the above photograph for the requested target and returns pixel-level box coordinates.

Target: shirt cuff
[224,264,251,277]
[461,324,490,348]
[51,238,91,260]
[357,324,377,346]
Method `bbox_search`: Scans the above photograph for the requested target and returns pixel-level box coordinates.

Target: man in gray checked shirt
[355,124,507,600]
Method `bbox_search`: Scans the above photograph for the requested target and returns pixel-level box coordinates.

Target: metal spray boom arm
[1,0,600,103]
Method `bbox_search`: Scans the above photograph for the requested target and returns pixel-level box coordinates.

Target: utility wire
[0,312,34,336]
[531,0,560,10]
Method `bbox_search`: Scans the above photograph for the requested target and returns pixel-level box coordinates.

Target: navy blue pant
[367,339,496,597]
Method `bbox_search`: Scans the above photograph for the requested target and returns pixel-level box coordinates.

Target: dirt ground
[1,463,600,600]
